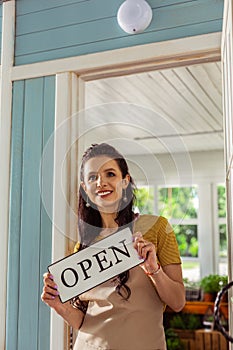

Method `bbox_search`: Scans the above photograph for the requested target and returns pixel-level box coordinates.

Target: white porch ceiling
[84,61,223,156]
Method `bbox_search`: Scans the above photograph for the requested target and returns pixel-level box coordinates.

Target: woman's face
[81,156,129,212]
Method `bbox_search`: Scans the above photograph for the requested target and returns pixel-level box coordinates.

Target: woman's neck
[100,212,118,229]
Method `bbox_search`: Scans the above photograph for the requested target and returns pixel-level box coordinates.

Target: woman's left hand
[133,232,185,312]
[133,232,159,274]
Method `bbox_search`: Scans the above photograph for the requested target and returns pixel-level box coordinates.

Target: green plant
[165,329,184,350]
[219,275,228,288]
[134,187,154,214]
[200,274,223,293]
[170,315,186,329]
[170,314,202,330]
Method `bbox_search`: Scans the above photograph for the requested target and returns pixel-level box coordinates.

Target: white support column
[198,183,215,277]
[77,76,86,159]
[67,74,85,251]
[0,1,15,349]
[211,183,220,274]
[50,73,72,350]
[50,73,85,350]
[67,73,79,253]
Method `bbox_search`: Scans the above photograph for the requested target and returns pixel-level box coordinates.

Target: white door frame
[51,32,222,350]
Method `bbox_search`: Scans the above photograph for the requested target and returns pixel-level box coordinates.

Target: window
[158,186,200,281]
[158,187,198,221]
[173,225,198,257]
[135,185,200,280]
[134,184,228,281]
[134,186,154,214]
[217,184,227,275]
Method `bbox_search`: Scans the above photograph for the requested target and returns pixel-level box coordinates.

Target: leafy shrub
[165,329,184,350]
[170,314,202,330]
[200,274,228,293]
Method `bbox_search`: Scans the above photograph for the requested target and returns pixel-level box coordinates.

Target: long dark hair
[78,143,136,299]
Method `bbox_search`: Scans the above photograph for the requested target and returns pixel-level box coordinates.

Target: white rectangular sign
[48,228,143,303]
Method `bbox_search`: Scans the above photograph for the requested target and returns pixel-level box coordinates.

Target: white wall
[127,150,224,186]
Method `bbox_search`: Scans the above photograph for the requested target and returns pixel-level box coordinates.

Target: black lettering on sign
[93,249,113,272]
[77,259,92,280]
[61,268,78,287]
[109,239,130,264]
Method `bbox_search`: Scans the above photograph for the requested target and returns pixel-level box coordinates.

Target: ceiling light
[117,0,153,34]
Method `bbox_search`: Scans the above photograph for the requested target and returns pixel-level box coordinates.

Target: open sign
[48,228,143,303]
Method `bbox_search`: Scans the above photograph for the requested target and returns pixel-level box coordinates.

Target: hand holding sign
[133,232,159,275]
[41,272,61,308]
[48,228,143,303]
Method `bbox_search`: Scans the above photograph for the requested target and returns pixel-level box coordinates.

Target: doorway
[80,61,226,282]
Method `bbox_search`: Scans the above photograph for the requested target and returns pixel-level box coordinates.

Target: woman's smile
[96,190,113,199]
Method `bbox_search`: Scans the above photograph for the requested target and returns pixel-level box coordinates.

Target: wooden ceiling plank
[188,63,222,108]
[172,66,222,127]
[161,68,222,130]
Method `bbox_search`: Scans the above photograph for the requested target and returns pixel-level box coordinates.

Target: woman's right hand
[41,272,61,310]
[41,272,85,329]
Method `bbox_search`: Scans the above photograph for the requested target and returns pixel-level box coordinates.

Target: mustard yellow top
[73,215,181,350]
[134,215,181,266]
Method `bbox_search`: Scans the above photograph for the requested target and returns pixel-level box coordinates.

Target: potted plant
[169,314,202,342]
[200,274,227,302]
[219,275,228,289]
[170,314,201,330]
[165,328,185,350]
[218,275,228,302]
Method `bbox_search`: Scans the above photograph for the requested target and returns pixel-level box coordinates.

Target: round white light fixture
[117,0,153,34]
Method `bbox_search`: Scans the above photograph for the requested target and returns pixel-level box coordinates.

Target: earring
[122,189,128,203]
[86,196,90,207]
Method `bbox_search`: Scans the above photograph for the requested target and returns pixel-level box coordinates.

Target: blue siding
[6,76,55,350]
[15,0,224,65]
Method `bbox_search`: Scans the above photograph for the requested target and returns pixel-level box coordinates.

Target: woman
[41,143,185,350]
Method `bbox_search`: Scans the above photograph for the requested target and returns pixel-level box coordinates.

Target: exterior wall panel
[15,0,224,65]
[6,76,55,350]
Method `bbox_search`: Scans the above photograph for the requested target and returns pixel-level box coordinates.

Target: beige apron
[74,265,166,350]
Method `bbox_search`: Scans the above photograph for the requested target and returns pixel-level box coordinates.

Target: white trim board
[11,32,221,82]
[50,73,71,350]
[0,1,15,350]
[51,73,85,350]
